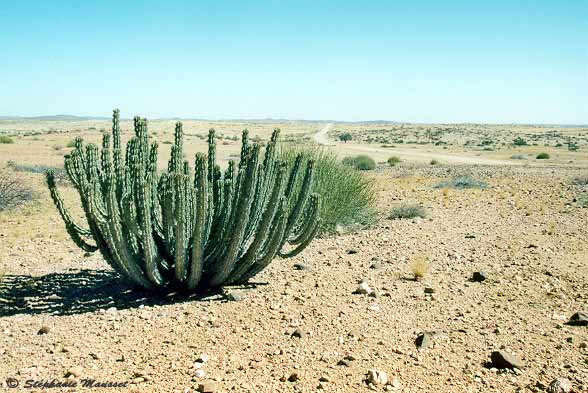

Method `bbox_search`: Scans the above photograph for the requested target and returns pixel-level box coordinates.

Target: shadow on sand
[0,269,263,317]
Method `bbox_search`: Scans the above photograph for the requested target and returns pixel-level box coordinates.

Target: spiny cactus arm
[137,174,165,286]
[45,171,97,252]
[111,110,125,200]
[240,129,249,163]
[235,198,288,283]
[186,153,208,289]
[278,193,321,258]
[284,153,303,198]
[207,145,260,287]
[173,173,188,281]
[227,163,286,284]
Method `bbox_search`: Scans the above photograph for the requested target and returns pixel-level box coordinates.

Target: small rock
[194,369,206,378]
[291,328,306,339]
[226,291,243,302]
[106,307,117,314]
[367,369,388,385]
[197,354,210,363]
[37,326,50,335]
[370,262,382,270]
[198,382,217,392]
[424,286,435,294]
[287,373,299,382]
[490,351,524,369]
[354,282,373,295]
[319,375,330,382]
[338,355,355,367]
[390,376,401,389]
[347,249,358,254]
[567,311,588,326]
[293,263,308,270]
[64,366,83,378]
[547,377,572,393]
[415,332,433,349]
[472,271,488,282]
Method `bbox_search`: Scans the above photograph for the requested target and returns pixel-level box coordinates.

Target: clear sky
[1,1,586,124]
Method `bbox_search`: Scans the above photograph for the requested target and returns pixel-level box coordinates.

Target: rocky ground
[1,163,587,393]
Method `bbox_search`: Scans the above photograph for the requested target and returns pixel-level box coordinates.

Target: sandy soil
[1,160,587,392]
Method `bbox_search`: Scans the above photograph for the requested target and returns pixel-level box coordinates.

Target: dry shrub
[410,254,430,280]
[0,170,36,211]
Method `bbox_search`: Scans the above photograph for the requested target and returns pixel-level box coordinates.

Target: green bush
[0,135,14,144]
[513,137,527,146]
[280,145,377,234]
[342,155,376,171]
[389,203,427,219]
[387,156,401,166]
[339,132,352,143]
[536,152,550,159]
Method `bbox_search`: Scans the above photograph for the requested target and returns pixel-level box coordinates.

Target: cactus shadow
[0,269,259,317]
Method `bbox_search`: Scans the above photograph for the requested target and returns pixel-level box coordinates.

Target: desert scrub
[0,135,14,144]
[572,175,588,186]
[0,170,36,211]
[387,156,401,166]
[510,154,526,160]
[46,109,321,292]
[338,132,352,143]
[279,145,377,234]
[430,159,439,165]
[536,152,550,159]
[389,203,427,219]
[433,176,488,189]
[342,155,376,171]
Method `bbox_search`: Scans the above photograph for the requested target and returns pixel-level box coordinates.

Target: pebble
[547,377,572,393]
[415,332,433,349]
[198,382,217,392]
[367,369,388,385]
[37,326,50,335]
[354,282,373,295]
[64,366,83,378]
[291,328,306,339]
[472,271,488,282]
[197,354,210,363]
[293,263,308,270]
[226,291,244,302]
[194,369,206,378]
[490,350,524,369]
[567,311,588,326]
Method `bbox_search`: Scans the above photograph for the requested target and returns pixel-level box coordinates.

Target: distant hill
[0,115,109,121]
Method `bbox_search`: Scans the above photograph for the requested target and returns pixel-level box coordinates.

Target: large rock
[490,351,524,369]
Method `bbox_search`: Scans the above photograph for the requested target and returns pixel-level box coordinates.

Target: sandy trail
[312,123,333,145]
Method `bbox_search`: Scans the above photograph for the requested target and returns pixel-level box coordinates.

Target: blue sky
[1,1,586,123]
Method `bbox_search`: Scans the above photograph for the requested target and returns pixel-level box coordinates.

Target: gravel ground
[1,164,587,393]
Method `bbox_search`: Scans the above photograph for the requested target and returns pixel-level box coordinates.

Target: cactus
[46,109,321,291]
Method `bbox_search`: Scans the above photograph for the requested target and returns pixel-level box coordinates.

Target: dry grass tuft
[410,254,430,280]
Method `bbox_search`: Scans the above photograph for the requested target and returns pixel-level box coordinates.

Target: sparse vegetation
[389,203,427,219]
[0,170,36,211]
[536,152,550,159]
[433,176,488,190]
[513,137,528,146]
[387,156,401,166]
[510,154,526,160]
[280,145,377,234]
[572,175,588,186]
[0,135,14,144]
[430,159,439,165]
[342,155,376,171]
